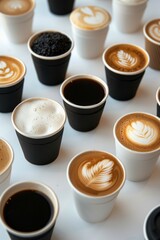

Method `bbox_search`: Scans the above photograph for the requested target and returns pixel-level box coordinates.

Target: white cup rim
[60,74,109,109]
[156,86,160,105]
[102,43,150,75]
[113,111,160,154]
[143,18,160,46]
[27,30,74,60]
[113,0,148,6]
[0,181,59,238]
[0,138,14,175]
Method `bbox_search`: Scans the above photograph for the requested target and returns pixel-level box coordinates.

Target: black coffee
[3,190,53,232]
[146,206,160,240]
[63,79,105,106]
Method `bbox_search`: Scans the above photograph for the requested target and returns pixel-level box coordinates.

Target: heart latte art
[0,0,33,15]
[70,6,111,30]
[146,19,160,42]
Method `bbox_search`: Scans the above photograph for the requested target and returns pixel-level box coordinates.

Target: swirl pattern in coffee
[105,44,147,72]
[0,0,33,15]
[0,56,24,86]
[70,6,111,30]
[69,151,125,196]
[146,19,160,43]
[115,113,160,152]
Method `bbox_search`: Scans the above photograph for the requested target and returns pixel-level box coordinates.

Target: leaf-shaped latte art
[117,50,137,68]
[78,159,114,191]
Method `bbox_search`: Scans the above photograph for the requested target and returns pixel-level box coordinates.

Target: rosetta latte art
[0,59,20,85]
[117,50,137,69]
[78,159,115,191]
[126,121,158,146]
[148,21,160,42]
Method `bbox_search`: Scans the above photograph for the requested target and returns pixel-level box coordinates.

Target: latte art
[116,50,138,69]
[148,20,160,42]
[0,0,33,15]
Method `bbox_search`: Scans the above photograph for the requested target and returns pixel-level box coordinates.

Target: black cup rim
[143,18,160,46]
[28,30,74,60]
[102,43,150,75]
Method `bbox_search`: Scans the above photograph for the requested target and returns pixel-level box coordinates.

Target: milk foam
[148,20,160,42]
[0,139,12,173]
[78,159,115,191]
[117,50,138,69]
[0,0,32,15]
[13,99,65,137]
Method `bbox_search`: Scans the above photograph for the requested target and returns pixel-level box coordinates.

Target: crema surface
[0,0,33,15]
[146,19,160,43]
[0,139,12,173]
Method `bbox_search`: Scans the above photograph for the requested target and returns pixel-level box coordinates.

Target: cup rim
[102,43,150,75]
[0,138,14,175]
[113,111,160,154]
[0,0,35,17]
[0,181,59,238]
[66,150,126,199]
[69,5,111,31]
[156,86,160,105]
[143,204,160,240]
[60,74,109,109]
[27,30,74,60]
[0,55,26,88]
[11,97,66,139]
[113,0,148,6]
[143,18,160,46]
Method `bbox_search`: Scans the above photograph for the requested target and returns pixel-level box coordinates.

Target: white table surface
[0,0,160,239]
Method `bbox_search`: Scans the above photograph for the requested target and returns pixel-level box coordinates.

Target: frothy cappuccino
[68,151,125,197]
[0,56,25,87]
[12,98,66,138]
[70,6,111,30]
[145,19,160,43]
[0,0,34,15]
[115,113,160,152]
[104,44,148,73]
[0,139,13,174]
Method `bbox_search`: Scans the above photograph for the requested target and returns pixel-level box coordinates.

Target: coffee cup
[0,181,59,240]
[113,112,160,181]
[0,55,26,113]
[67,150,126,223]
[156,86,160,117]
[0,139,13,195]
[28,30,74,85]
[0,0,35,43]
[143,205,160,240]
[112,0,148,33]
[102,43,150,100]
[143,19,160,70]
[11,97,66,165]
[47,0,75,15]
[70,5,111,59]
[60,74,109,132]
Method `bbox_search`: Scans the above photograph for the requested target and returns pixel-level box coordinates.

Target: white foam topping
[148,20,160,42]
[13,98,65,138]
[0,60,21,85]
[126,120,158,146]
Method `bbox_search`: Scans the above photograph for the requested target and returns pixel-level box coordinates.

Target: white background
[0,0,160,239]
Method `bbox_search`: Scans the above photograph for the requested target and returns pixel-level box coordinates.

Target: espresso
[145,19,160,43]
[69,151,125,197]
[70,6,111,30]
[63,78,105,106]
[115,113,160,152]
[104,44,148,72]
[0,0,34,15]
[0,139,12,173]
[0,56,25,87]
[3,190,53,232]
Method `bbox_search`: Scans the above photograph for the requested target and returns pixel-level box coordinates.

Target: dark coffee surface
[146,206,160,240]
[3,190,53,232]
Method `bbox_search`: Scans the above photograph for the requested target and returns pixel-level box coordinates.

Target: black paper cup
[143,205,160,240]
[102,43,150,101]
[0,56,26,113]
[0,181,59,240]
[11,97,66,165]
[60,74,109,132]
[156,87,160,117]
[47,0,75,15]
[28,30,74,86]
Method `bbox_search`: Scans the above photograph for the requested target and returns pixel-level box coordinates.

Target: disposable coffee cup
[112,0,148,33]
[143,19,160,70]
[102,43,150,100]
[60,74,109,132]
[28,30,74,85]
[0,139,13,195]
[143,205,160,240]
[0,56,26,113]
[113,112,160,181]
[0,181,59,240]
[11,97,66,165]
[67,150,126,223]
[0,0,35,43]
[156,86,160,117]
[47,0,75,15]
[70,5,111,59]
